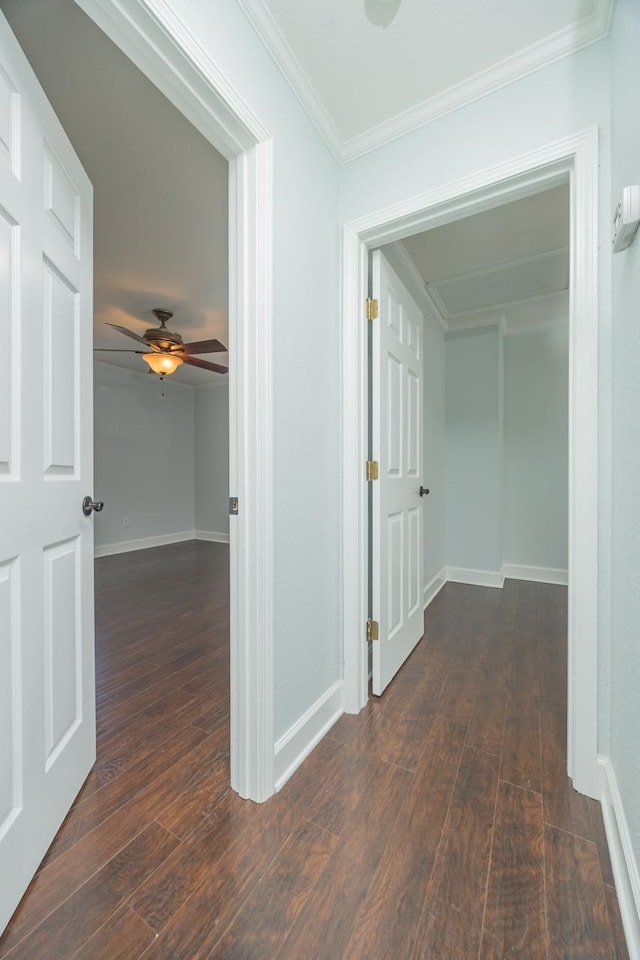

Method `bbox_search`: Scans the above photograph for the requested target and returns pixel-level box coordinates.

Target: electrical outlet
[123,516,130,527]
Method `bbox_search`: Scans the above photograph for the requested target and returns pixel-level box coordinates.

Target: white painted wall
[445,326,502,574]
[93,362,195,550]
[94,366,230,552]
[503,324,569,572]
[443,321,569,578]
[194,384,230,538]
[609,0,640,891]
[340,36,612,743]
[97,0,341,740]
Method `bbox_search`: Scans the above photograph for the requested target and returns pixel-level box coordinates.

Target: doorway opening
[0,0,275,925]
[345,129,599,799]
[367,182,571,697]
[1,0,235,805]
[2,0,274,810]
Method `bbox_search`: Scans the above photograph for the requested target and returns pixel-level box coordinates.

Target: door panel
[0,12,94,933]
[372,251,424,695]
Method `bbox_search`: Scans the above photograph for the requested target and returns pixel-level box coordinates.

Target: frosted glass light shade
[142,352,183,375]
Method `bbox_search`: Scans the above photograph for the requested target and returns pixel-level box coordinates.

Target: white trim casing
[94,531,231,558]
[229,141,275,801]
[194,530,231,544]
[274,680,343,792]
[75,0,275,802]
[76,0,267,155]
[237,0,611,163]
[447,567,504,589]
[94,531,195,557]
[442,566,569,588]
[566,129,599,793]
[342,226,370,715]
[599,758,640,959]
[342,128,600,799]
[502,564,568,585]
[423,568,447,609]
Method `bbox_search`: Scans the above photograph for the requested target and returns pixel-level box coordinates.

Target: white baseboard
[446,566,504,589]
[502,563,568,585]
[194,529,230,544]
[94,530,196,558]
[274,679,343,792]
[423,567,447,609]
[599,757,640,959]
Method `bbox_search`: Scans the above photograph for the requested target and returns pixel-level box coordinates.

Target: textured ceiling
[1,0,229,385]
[399,183,570,330]
[238,0,612,159]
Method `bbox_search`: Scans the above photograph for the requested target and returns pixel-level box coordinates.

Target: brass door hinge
[366,298,378,320]
[366,459,379,481]
[367,619,379,642]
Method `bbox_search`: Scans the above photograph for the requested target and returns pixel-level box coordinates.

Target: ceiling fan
[95,308,228,377]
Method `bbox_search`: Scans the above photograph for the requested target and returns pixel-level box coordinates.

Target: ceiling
[1,0,229,385]
[237,0,612,161]
[1,0,581,373]
[393,182,570,333]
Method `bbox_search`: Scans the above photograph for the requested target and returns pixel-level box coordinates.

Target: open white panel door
[371,251,423,695]
[0,14,94,932]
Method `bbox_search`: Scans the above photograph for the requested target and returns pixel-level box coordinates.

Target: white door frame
[74,0,275,801]
[342,128,600,799]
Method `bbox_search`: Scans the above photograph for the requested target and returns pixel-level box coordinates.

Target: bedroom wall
[93,361,195,554]
[443,321,569,581]
[194,383,230,539]
[94,365,231,553]
[445,326,502,576]
[502,324,569,575]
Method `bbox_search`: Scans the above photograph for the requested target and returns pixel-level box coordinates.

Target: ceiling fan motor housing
[146,308,183,349]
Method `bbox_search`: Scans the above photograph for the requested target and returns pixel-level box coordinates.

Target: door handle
[82,496,104,516]
[419,486,430,497]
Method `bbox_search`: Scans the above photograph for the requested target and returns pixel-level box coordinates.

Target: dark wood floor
[0,542,629,959]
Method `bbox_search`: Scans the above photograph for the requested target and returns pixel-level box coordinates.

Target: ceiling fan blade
[180,338,227,355]
[94,348,148,353]
[105,322,149,346]
[182,355,228,374]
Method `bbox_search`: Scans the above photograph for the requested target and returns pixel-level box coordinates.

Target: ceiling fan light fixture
[142,352,184,376]
[365,0,401,28]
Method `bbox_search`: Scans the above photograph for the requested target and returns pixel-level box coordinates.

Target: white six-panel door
[0,14,94,932]
[371,251,423,695]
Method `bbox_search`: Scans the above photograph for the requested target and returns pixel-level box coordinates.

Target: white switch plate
[613,185,640,253]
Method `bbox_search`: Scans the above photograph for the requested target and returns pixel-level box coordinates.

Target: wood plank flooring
[0,543,629,959]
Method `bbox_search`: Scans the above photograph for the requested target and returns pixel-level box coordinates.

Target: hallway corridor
[0,558,627,958]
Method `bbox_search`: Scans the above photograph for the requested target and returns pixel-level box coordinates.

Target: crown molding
[504,315,567,336]
[384,242,448,331]
[447,316,503,335]
[387,244,569,335]
[428,245,569,290]
[235,0,343,159]
[449,286,568,321]
[236,0,612,164]
[446,288,569,334]
[340,0,612,161]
